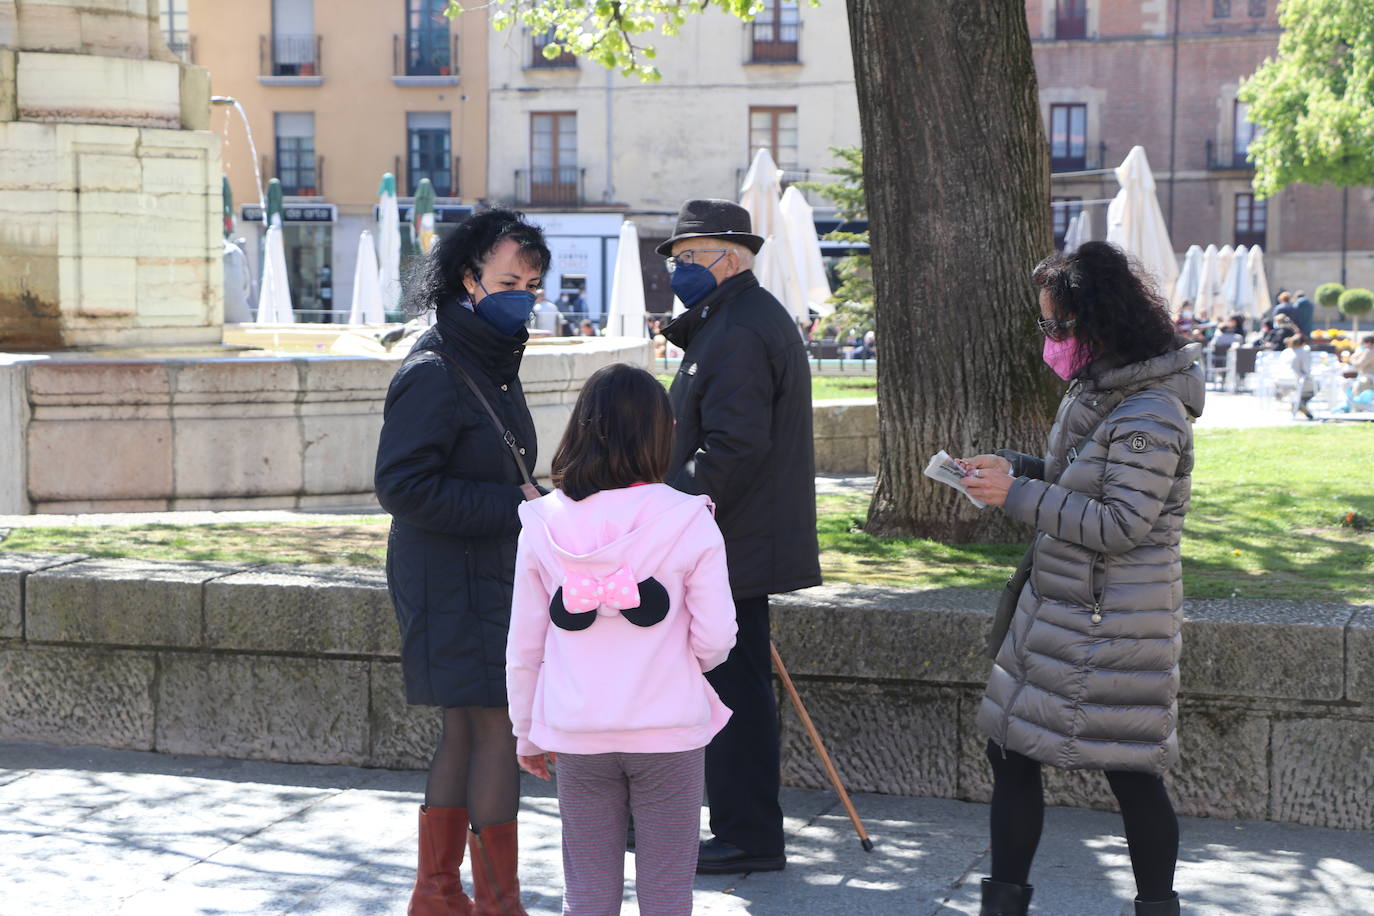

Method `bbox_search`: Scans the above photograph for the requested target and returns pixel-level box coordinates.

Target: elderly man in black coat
[658,199,823,873]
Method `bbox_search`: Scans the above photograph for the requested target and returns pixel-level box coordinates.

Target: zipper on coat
[1089,552,1104,625]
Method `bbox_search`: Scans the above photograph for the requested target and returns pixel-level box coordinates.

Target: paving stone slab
[1270,717,1374,830]
[0,645,154,748]
[1181,599,1354,701]
[0,552,85,640]
[780,681,961,797]
[155,653,371,765]
[205,563,396,656]
[26,556,234,647]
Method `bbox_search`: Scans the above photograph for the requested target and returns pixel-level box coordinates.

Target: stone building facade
[1030,0,1374,311]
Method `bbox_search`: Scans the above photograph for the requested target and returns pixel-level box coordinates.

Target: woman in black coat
[375,208,547,916]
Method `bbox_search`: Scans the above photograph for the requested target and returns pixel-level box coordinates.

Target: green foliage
[1316,282,1346,308]
[450,0,791,81]
[1337,287,1374,317]
[797,147,874,333]
[1238,0,1374,197]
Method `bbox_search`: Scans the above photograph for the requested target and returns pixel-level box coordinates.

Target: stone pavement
[4,741,1372,916]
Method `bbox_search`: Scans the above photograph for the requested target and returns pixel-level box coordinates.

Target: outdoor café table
[1226,345,1259,392]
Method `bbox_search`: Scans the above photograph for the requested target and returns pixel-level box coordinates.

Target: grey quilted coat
[977,342,1204,775]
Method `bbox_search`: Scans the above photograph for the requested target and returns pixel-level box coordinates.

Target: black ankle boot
[980,878,1033,916]
[1134,891,1180,915]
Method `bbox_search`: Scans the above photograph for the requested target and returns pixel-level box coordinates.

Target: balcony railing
[263,154,325,197]
[530,30,577,68]
[404,156,462,198]
[1050,141,1108,174]
[515,167,586,207]
[260,33,321,77]
[748,19,801,62]
[1207,139,1254,171]
[1055,7,1087,39]
[734,165,813,196]
[393,32,459,77]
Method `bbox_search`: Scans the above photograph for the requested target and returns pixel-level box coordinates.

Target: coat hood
[517,485,715,584]
[1086,341,1205,419]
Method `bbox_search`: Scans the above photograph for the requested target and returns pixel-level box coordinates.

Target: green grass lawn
[3,427,1369,602]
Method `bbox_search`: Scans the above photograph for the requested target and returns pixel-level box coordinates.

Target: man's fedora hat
[655,199,766,257]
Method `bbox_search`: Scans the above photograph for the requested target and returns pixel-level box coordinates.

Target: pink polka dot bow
[561,566,642,616]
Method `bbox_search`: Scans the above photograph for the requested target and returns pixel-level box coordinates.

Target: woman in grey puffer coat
[962,242,1204,916]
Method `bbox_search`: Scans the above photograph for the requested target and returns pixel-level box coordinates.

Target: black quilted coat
[977,342,1204,774]
[375,303,537,708]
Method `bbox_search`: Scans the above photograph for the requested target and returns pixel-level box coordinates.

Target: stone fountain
[0,0,222,350]
[0,1,649,516]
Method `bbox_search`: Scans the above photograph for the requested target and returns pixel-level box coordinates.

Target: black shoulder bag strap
[985,389,1134,660]
[419,348,537,491]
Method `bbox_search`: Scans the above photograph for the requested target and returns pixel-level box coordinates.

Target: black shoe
[1134,892,1180,915]
[979,877,1033,916]
[695,836,786,874]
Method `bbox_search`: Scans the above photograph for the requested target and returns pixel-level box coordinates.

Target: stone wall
[1,553,1369,830]
[812,399,878,475]
[0,338,653,514]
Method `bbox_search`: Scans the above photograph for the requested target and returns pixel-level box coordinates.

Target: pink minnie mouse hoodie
[506,483,738,757]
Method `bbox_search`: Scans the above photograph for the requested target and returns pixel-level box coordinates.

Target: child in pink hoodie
[507,363,737,916]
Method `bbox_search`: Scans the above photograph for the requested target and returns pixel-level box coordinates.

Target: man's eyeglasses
[1037,316,1077,341]
[665,249,730,274]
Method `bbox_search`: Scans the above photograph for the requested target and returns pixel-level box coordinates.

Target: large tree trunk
[846,0,1062,541]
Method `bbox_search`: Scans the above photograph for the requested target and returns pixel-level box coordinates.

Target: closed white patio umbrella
[740,149,808,324]
[1220,244,1252,317]
[1106,146,1178,300]
[256,223,295,323]
[1247,246,1271,324]
[347,230,385,325]
[1172,245,1204,315]
[377,173,402,316]
[780,185,833,316]
[1194,244,1220,317]
[604,220,647,338]
[1064,207,1093,254]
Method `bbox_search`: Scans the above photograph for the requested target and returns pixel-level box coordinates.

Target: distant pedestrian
[1288,332,1317,420]
[507,363,737,916]
[1292,290,1316,336]
[961,241,1203,916]
[375,208,549,916]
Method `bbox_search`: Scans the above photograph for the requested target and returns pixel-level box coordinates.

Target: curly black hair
[1032,241,1179,366]
[404,207,551,316]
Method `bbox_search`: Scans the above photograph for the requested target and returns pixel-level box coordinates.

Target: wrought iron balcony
[260,33,321,78]
[515,167,587,207]
[747,19,801,63]
[393,32,459,78]
[1207,139,1255,171]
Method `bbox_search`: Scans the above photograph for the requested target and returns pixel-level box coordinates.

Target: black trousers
[986,740,1179,901]
[704,595,784,856]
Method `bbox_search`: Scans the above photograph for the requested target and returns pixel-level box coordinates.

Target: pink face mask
[1043,335,1090,380]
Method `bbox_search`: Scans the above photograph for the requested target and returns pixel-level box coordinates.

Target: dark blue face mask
[669,252,728,308]
[472,281,535,337]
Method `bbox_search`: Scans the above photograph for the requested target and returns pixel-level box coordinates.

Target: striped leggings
[555,747,704,916]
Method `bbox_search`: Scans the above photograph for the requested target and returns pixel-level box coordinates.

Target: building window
[528,112,578,205]
[160,0,191,61]
[1235,193,1267,248]
[407,113,452,196]
[1233,100,1260,167]
[1055,0,1087,39]
[531,27,577,67]
[1052,197,1083,250]
[1212,0,1232,17]
[275,113,317,196]
[405,0,453,75]
[751,0,801,62]
[270,0,317,76]
[749,106,800,170]
[1049,103,1087,171]
[1248,0,1266,16]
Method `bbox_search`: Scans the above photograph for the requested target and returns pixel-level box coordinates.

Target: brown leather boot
[408,805,473,916]
[467,820,528,916]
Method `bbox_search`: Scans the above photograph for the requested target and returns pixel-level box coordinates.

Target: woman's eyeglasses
[1037,316,1077,341]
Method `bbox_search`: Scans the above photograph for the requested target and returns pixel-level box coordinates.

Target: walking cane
[770,641,875,852]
